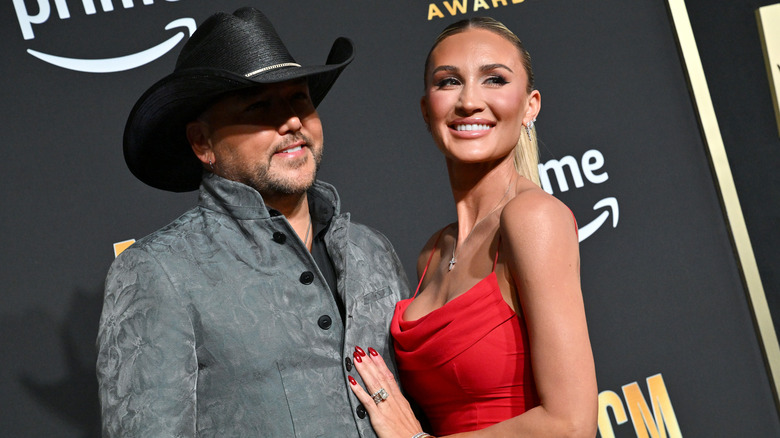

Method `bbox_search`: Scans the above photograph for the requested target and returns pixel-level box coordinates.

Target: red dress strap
[570,208,579,238]
[413,228,446,299]
[492,235,501,272]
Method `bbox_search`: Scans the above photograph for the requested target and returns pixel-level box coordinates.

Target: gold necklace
[303,215,312,248]
[448,181,513,271]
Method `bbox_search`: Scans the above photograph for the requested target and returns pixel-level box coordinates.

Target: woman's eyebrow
[431,65,458,75]
[481,63,513,73]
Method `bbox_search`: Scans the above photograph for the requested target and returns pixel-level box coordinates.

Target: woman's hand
[348,346,429,438]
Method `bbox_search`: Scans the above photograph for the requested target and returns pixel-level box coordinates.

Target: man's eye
[246,100,270,111]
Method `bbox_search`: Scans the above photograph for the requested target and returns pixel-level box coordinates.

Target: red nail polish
[368,347,379,357]
[355,346,366,357]
[349,376,357,385]
[353,351,362,363]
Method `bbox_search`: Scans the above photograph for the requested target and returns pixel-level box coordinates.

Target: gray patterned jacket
[97,174,411,437]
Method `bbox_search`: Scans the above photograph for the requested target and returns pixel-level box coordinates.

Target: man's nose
[276,100,304,134]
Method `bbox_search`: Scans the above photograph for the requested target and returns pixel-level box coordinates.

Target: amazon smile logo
[538,149,619,242]
[13,0,195,73]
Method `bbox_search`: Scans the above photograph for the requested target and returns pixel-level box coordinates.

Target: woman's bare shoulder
[500,182,576,241]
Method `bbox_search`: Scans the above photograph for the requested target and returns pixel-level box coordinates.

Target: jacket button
[356,404,367,419]
[272,232,286,244]
[318,315,332,330]
[345,357,353,371]
[299,271,314,284]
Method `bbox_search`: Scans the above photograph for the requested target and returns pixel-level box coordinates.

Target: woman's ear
[187,120,213,166]
[524,89,541,125]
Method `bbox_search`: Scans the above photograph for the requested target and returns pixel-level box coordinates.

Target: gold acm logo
[113,239,135,257]
[757,3,780,138]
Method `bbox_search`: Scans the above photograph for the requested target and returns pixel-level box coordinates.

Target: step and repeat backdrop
[2,0,779,436]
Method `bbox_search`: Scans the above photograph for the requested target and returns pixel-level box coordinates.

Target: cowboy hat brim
[124,36,354,192]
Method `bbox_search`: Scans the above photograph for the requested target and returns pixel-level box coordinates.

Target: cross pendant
[448,256,456,271]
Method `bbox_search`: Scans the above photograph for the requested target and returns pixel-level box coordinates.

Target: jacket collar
[197,172,341,222]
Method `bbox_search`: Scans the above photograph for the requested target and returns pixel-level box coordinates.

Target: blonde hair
[424,17,540,186]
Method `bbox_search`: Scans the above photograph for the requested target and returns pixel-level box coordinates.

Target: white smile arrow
[27,17,196,73]
[578,197,618,242]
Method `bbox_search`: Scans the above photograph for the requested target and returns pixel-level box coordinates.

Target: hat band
[245,62,302,77]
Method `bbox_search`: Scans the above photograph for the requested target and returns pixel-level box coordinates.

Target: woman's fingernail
[349,376,357,385]
[355,346,366,357]
[353,351,362,363]
[368,347,379,357]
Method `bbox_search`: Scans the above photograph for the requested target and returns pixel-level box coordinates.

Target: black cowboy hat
[124,7,354,192]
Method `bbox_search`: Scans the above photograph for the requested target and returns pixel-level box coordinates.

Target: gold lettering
[597,390,629,438]
[492,0,508,7]
[512,0,525,3]
[473,0,490,11]
[442,0,468,16]
[757,3,780,137]
[622,374,682,438]
[428,3,445,20]
[646,374,683,437]
[113,239,136,257]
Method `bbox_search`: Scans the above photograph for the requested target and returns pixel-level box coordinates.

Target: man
[96,7,410,437]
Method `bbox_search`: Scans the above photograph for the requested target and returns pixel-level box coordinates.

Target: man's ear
[187,121,213,166]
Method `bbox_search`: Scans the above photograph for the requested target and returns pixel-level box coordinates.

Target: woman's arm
[465,189,596,438]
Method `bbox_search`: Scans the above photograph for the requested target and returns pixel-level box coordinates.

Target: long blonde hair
[424,17,540,186]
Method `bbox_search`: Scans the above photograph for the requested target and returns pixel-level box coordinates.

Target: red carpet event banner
[1,0,778,436]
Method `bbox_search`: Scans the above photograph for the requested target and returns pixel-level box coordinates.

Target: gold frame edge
[667,0,780,410]
[756,5,780,138]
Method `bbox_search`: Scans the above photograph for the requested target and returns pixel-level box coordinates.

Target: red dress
[391,236,539,435]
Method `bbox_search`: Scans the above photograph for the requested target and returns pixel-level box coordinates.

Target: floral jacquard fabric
[97,174,411,437]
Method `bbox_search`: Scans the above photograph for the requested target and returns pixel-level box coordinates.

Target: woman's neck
[446,156,517,245]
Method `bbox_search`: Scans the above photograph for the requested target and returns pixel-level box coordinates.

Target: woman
[349,17,597,437]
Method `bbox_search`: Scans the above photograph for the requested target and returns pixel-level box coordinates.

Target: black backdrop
[685,0,780,337]
[1,0,778,436]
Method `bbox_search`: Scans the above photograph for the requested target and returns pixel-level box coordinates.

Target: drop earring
[525,118,536,141]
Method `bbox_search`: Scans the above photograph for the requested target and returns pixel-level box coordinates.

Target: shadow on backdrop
[1,288,102,437]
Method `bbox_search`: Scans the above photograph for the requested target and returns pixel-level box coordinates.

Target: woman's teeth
[455,124,491,131]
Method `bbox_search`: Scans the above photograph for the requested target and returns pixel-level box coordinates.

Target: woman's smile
[422,28,536,163]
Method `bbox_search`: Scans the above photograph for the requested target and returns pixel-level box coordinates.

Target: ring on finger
[371,388,389,404]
